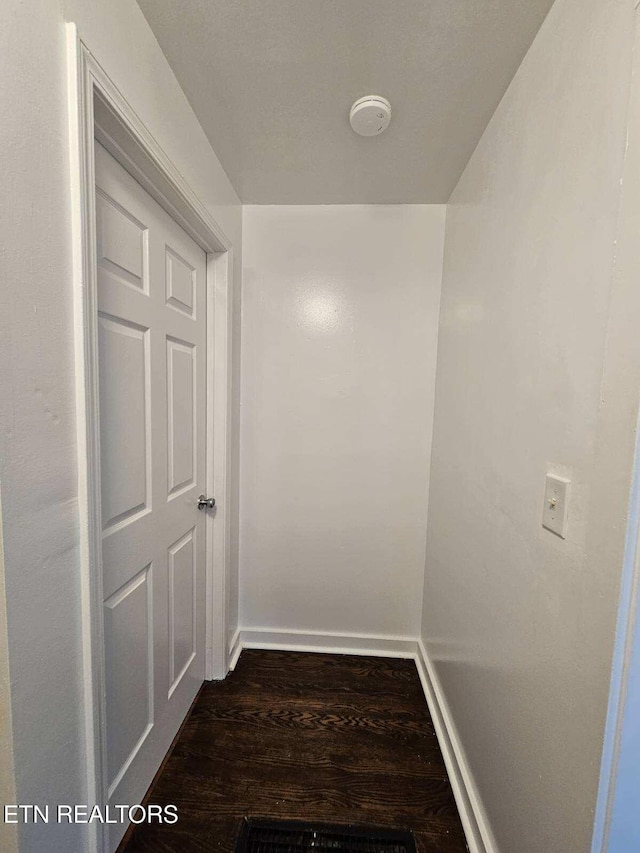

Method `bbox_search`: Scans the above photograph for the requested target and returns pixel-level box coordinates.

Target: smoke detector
[349,96,391,137]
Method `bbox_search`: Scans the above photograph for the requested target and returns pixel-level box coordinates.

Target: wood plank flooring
[120,650,468,853]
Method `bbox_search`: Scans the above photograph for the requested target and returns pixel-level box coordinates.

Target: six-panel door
[95,142,207,851]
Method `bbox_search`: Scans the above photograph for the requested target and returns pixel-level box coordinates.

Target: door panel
[95,142,208,851]
[167,337,196,496]
[96,189,147,291]
[168,528,197,696]
[104,563,153,791]
[166,246,196,317]
[98,315,150,529]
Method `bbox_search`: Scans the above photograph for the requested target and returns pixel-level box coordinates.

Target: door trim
[67,24,233,853]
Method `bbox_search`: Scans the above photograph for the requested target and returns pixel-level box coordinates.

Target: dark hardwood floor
[121,650,468,853]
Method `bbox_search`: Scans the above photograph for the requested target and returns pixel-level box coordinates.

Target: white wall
[241,205,444,640]
[421,1,636,852]
[0,2,241,851]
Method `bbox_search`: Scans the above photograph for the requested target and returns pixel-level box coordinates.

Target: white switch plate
[542,474,570,538]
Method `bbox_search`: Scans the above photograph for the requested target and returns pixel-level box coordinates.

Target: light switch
[542,474,570,538]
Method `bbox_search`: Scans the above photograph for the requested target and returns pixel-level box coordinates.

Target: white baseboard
[226,627,496,853]
[228,627,242,671]
[415,639,497,853]
[232,627,418,662]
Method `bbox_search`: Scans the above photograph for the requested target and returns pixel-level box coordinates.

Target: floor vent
[235,818,416,852]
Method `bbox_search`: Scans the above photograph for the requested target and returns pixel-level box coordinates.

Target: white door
[95,142,208,850]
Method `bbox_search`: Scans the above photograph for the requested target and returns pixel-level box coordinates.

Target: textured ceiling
[137,0,555,204]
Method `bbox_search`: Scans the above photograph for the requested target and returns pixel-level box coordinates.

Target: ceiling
[137,0,555,204]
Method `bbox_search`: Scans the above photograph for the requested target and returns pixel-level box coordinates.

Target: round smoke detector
[349,95,391,137]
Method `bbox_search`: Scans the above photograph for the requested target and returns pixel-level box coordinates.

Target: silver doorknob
[197,495,216,510]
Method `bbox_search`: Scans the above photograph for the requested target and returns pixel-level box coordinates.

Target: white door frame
[67,24,233,853]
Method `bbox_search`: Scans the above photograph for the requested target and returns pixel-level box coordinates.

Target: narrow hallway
[5,1,640,851]
[120,651,467,852]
